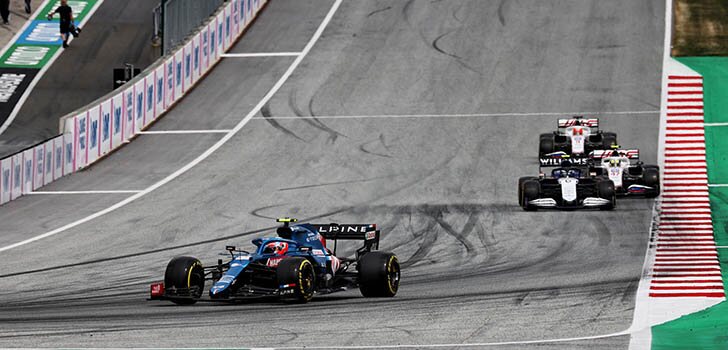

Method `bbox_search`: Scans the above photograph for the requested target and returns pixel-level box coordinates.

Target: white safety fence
[0,0,267,206]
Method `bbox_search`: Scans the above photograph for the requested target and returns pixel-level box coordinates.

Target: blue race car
[149,218,400,304]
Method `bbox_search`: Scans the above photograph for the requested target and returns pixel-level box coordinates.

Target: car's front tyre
[522,180,540,211]
[164,256,205,305]
[277,257,315,303]
[643,166,660,198]
[598,180,616,210]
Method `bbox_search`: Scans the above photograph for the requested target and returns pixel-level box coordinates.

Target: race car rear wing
[276,218,381,257]
[558,117,599,129]
[313,224,379,241]
[313,223,380,257]
[589,149,639,159]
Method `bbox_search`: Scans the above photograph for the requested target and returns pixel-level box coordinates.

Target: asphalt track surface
[0,0,158,158]
[0,0,664,348]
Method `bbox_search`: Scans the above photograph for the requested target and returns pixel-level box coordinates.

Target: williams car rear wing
[539,155,589,167]
[589,149,639,160]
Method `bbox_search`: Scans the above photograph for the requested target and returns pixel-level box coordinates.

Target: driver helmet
[567,169,581,178]
[263,241,289,256]
[609,158,621,167]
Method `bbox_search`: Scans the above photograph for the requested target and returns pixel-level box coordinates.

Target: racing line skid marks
[648,75,725,298]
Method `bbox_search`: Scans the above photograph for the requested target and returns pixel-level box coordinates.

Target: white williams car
[518,160,616,211]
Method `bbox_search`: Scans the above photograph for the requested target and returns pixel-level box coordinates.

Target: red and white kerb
[649,75,724,298]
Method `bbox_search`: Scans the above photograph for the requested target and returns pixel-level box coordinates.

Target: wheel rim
[189,267,205,298]
[387,256,400,294]
[299,261,314,297]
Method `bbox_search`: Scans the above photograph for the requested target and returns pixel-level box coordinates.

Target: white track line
[708,184,728,187]
[252,110,659,120]
[138,130,233,135]
[27,190,142,195]
[221,52,302,58]
[77,330,632,350]
[0,0,344,254]
[254,330,631,349]
[704,122,728,127]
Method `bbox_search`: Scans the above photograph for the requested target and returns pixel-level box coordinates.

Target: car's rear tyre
[602,132,618,150]
[522,180,540,211]
[643,166,660,198]
[597,180,616,210]
[358,252,400,297]
[539,134,554,156]
[277,257,315,303]
[164,256,205,305]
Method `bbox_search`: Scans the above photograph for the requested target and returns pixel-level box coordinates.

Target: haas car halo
[519,157,616,211]
[588,147,660,197]
[149,218,400,304]
[540,116,618,158]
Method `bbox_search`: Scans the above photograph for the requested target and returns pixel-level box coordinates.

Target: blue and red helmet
[263,241,289,256]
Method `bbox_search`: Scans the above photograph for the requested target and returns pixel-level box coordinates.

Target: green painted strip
[36,0,100,23]
[710,186,728,290]
[675,57,728,124]
[652,300,728,350]
[0,44,60,69]
[704,127,728,188]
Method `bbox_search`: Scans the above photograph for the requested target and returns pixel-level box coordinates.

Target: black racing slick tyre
[643,166,660,198]
[277,257,315,303]
[164,256,205,305]
[522,180,540,211]
[602,132,617,150]
[358,252,400,297]
[518,177,537,207]
[539,134,554,156]
[598,180,616,211]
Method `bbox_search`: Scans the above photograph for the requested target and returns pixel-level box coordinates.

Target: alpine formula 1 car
[149,218,400,304]
[539,116,618,158]
[588,148,660,197]
[518,159,616,211]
